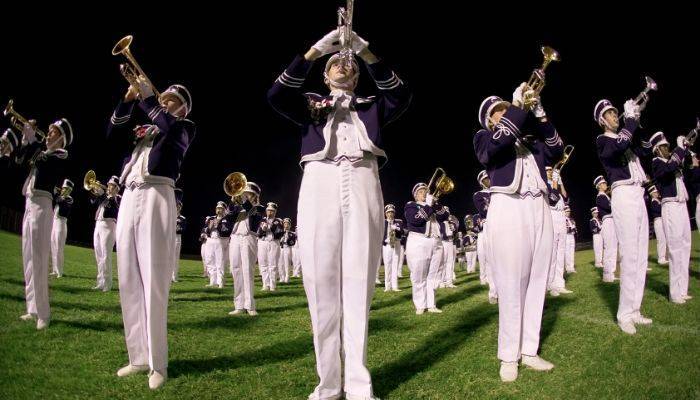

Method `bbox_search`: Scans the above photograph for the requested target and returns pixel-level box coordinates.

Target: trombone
[553,145,575,174]
[224,172,248,203]
[4,99,46,142]
[112,35,160,98]
[83,170,106,192]
[427,167,455,199]
[522,46,560,110]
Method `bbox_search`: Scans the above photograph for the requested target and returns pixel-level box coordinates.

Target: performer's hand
[312,30,341,57]
[532,98,547,119]
[623,99,640,120]
[124,83,139,102]
[677,135,687,149]
[93,187,105,196]
[350,31,369,54]
[136,76,155,99]
[512,83,526,108]
[426,194,435,206]
[21,120,38,143]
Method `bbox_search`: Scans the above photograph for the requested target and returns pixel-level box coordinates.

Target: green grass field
[0,229,698,399]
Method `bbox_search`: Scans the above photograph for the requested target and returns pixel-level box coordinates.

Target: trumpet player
[227,182,264,316]
[268,23,411,399]
[439,212,458,288]
[589,207,603,268]
[257,202,283,291]
[279,218,297,284]
[206,201,232,288]
[382,204,404,292]
[108,73,195,388]
[545,167,571,296]
[647,185,668,265]
[594,97,653,334]
[474,170,496,302]
[6,117,73,331]
[474,84,563,381]
[564,205,577,274]
[89,176,121,291]
[594,176,618,281]
[650,132,692,304]
[50,179,74,278]
[464,220,478,274]
[172,189,186,283]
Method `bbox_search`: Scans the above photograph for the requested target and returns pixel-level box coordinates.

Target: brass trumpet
[553,145,575,174]
[224,172,248,202]
[4,99,46,142]
[112,35,160,98]
[83,170,106,192]
[427,167,454,199]
[522,46,561,110]
[619,76,657,120]
[336,0,355,68]
[685,117,700,147]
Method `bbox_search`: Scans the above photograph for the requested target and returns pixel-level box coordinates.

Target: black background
[1,3,698,254]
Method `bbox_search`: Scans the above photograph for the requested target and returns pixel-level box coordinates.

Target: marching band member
[279,218,297,284]
[464,224,478,274]
[257,202,283,291]
[3,118,73,331]
[206,201,232,288]
[647,186,668,265]
[108,78,196,388]
[292,224,302,278]
[546,167,571,296]
[172,189,186,283]
[589,207,603,268]
[440,212,458,288]
[50,179,74,278]
[455,231,465,271]
[405,183,448,314]
[650,132,692,304]
[382,204,404,292]
[594,97,652,334]
[227,182,264,316]
[267,25,411,399]
[564,205,577,274]
[474,84,563,381]
[595,176,618,282]
[474,171,496,302]
[89,176,121,291]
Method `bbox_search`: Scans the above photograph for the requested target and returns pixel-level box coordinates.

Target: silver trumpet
[685,117,700,147]
[619,76,657,120]
[337,0,355,67]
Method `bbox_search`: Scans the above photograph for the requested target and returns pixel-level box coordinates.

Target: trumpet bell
[4,99,14,116]
[224,172,248,198]
[644,76,658,91]
[541,46,561,65]
[112,35,133,56]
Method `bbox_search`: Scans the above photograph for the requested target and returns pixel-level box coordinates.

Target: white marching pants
[653,217,669,264]
[258,240,280,290]
[696,194,700,231]
[50,217,67,276]
[592,234,603,267]
[547,212,566,291]
[601,217,618,281]
[280,246,292,283]
[611,185,649,324]
[466,250,477,273]
[397,245,405,278]
[201,243,208,276]
[208,238,229,287]
[477,227,497,299]
[662,202,691,302]
[172,234,182,282]
[297,158,383,400]
[382,243,401,290]
[94,220,116,290]
[406,233,444,310]
[488,193,553,362]
[116,183,176,372]
[565,234,576,273]
[441,241,456,285]
[292,244,302,277]
[229,234,257,311]
[22,196,53,321]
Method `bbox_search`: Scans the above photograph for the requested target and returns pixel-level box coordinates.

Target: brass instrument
[427,167,454,199]
[388,224,396,245]
[522,46,560,110]
[223,172,248,202]
[685,118,700,146]
[4,99,46,142]
[83,170,106,192]
[465,215,474,231]
[553,145,575,174]
[336,0,355,67]
[620,76,657,120]
[112,35,160,98]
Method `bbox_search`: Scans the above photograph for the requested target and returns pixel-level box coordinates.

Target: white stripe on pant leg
[601,218,618,280]
[593,234,603,266]
[298,160,344,400]
[22,196,52,320]
[662,202,692,301]
[654,217,668,263]
[611,185,648,323]
[406,233,430,311]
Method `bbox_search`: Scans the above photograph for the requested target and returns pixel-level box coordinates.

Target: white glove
[425,194,435,206]
[21,122,37,144]
[552,170,561,185]
[677,135,687,149]
[512,83,526,108]
[350,31,369,54]
[312,30,341,56]
[532,99,546,118]
[623,99,640,120]
[93,187,105,196]
[137,76,155,99]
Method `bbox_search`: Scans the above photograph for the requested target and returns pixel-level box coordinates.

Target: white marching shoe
[488,296,498,304]
[228,309,244,315]
[683,295,693,300]
[427,307,443,314]
[618,320,637,335]
[247,310,258,316]
[633,315,653,325]
[558,288,573,294]
[149,369,167,390]
[19,313,36,321]
[36,319,50,330]
[500,361,518,382]
[117,364,149,377]
[415,308,425,315]
[521,355,554,371]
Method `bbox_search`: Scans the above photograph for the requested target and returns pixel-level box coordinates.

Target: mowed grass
[0,229,699,400]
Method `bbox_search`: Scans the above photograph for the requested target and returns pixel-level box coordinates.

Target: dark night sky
[1,3,698,254]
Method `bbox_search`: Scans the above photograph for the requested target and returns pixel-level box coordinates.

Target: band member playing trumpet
[257,202,283,291]
[474,82,563,381]
[589,207,603,268]
[172,189,186,283]
[594,97,652,334]
[50,179,74,278]
[647,186,668,265]
[594,176,618,281]
[206,201,232,288]
[267,21,411,398]
[463,220,478,274]
[108,71,195,388]
[650,131,692,304]
[279,218,297,284]
[474,171,496,302]
[405,182,448,314]
[439,211,458,288]
[546,167,572,296]
[4,117,73,331]
[89,175,121,291]
[382,204,404,292]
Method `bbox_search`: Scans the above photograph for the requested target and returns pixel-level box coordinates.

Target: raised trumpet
[112,35,160,98]
[620,76,657,120]
[4,99,46,142]
[224,172,248,202]
[553,145,575,174]
[428,167,454,199]
[522,46,560,110]
[336,0,355,68]
[685,118,700,147]
[83,170,106,192]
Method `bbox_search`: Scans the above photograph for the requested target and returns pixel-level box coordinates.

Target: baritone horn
[224,172,248,202]
[112,35,160,98]
[428,167,454,199]
[522,46,560,110]
[4,99,46,142]
[83,170,106,192]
